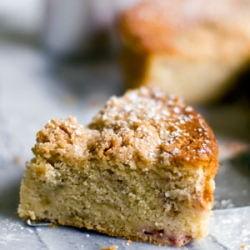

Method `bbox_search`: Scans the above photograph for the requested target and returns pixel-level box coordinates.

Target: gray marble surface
[1,41,250,250]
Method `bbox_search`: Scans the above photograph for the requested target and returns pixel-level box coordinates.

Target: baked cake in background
[119,0,250,105]
[18,88,219,247]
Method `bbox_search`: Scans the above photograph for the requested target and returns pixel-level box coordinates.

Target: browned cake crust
[19,88,219,247]
[119,0,250,55]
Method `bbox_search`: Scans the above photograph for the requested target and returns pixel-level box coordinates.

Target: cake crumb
[100,246,117,250]
[127,240,132,245]
[13,156,21,165]
[240,244,247,249]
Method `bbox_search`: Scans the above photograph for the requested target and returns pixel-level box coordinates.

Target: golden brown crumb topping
[89,88,218,173]
[33,88,218,181]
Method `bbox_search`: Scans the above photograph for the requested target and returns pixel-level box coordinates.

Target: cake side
[18,88,219,247]
[120,43,250,104]
[19,156,211,246]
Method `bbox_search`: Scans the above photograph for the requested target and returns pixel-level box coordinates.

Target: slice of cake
[119,0,250,105]
[18,88,219,247]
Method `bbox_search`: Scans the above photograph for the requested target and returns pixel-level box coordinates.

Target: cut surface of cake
[119,0,250,105]
[18,88,219,247]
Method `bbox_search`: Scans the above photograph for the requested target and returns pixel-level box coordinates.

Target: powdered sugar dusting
[89,88,216,166]
[0,218,36,247]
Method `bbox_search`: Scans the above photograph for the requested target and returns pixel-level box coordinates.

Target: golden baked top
[119,0,250,58]
[33,88,218,179]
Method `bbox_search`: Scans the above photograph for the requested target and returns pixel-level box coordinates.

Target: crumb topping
[33,88,218,178]
[89,88,217,171]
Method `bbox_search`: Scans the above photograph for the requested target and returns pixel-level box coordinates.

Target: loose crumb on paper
[100,246,117,250]
[240,244,247,249]
[12,156,21,165]
[127,240,132,245]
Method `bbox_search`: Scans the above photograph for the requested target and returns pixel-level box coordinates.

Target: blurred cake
[18,88,219,247]
[119,0,250,104]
